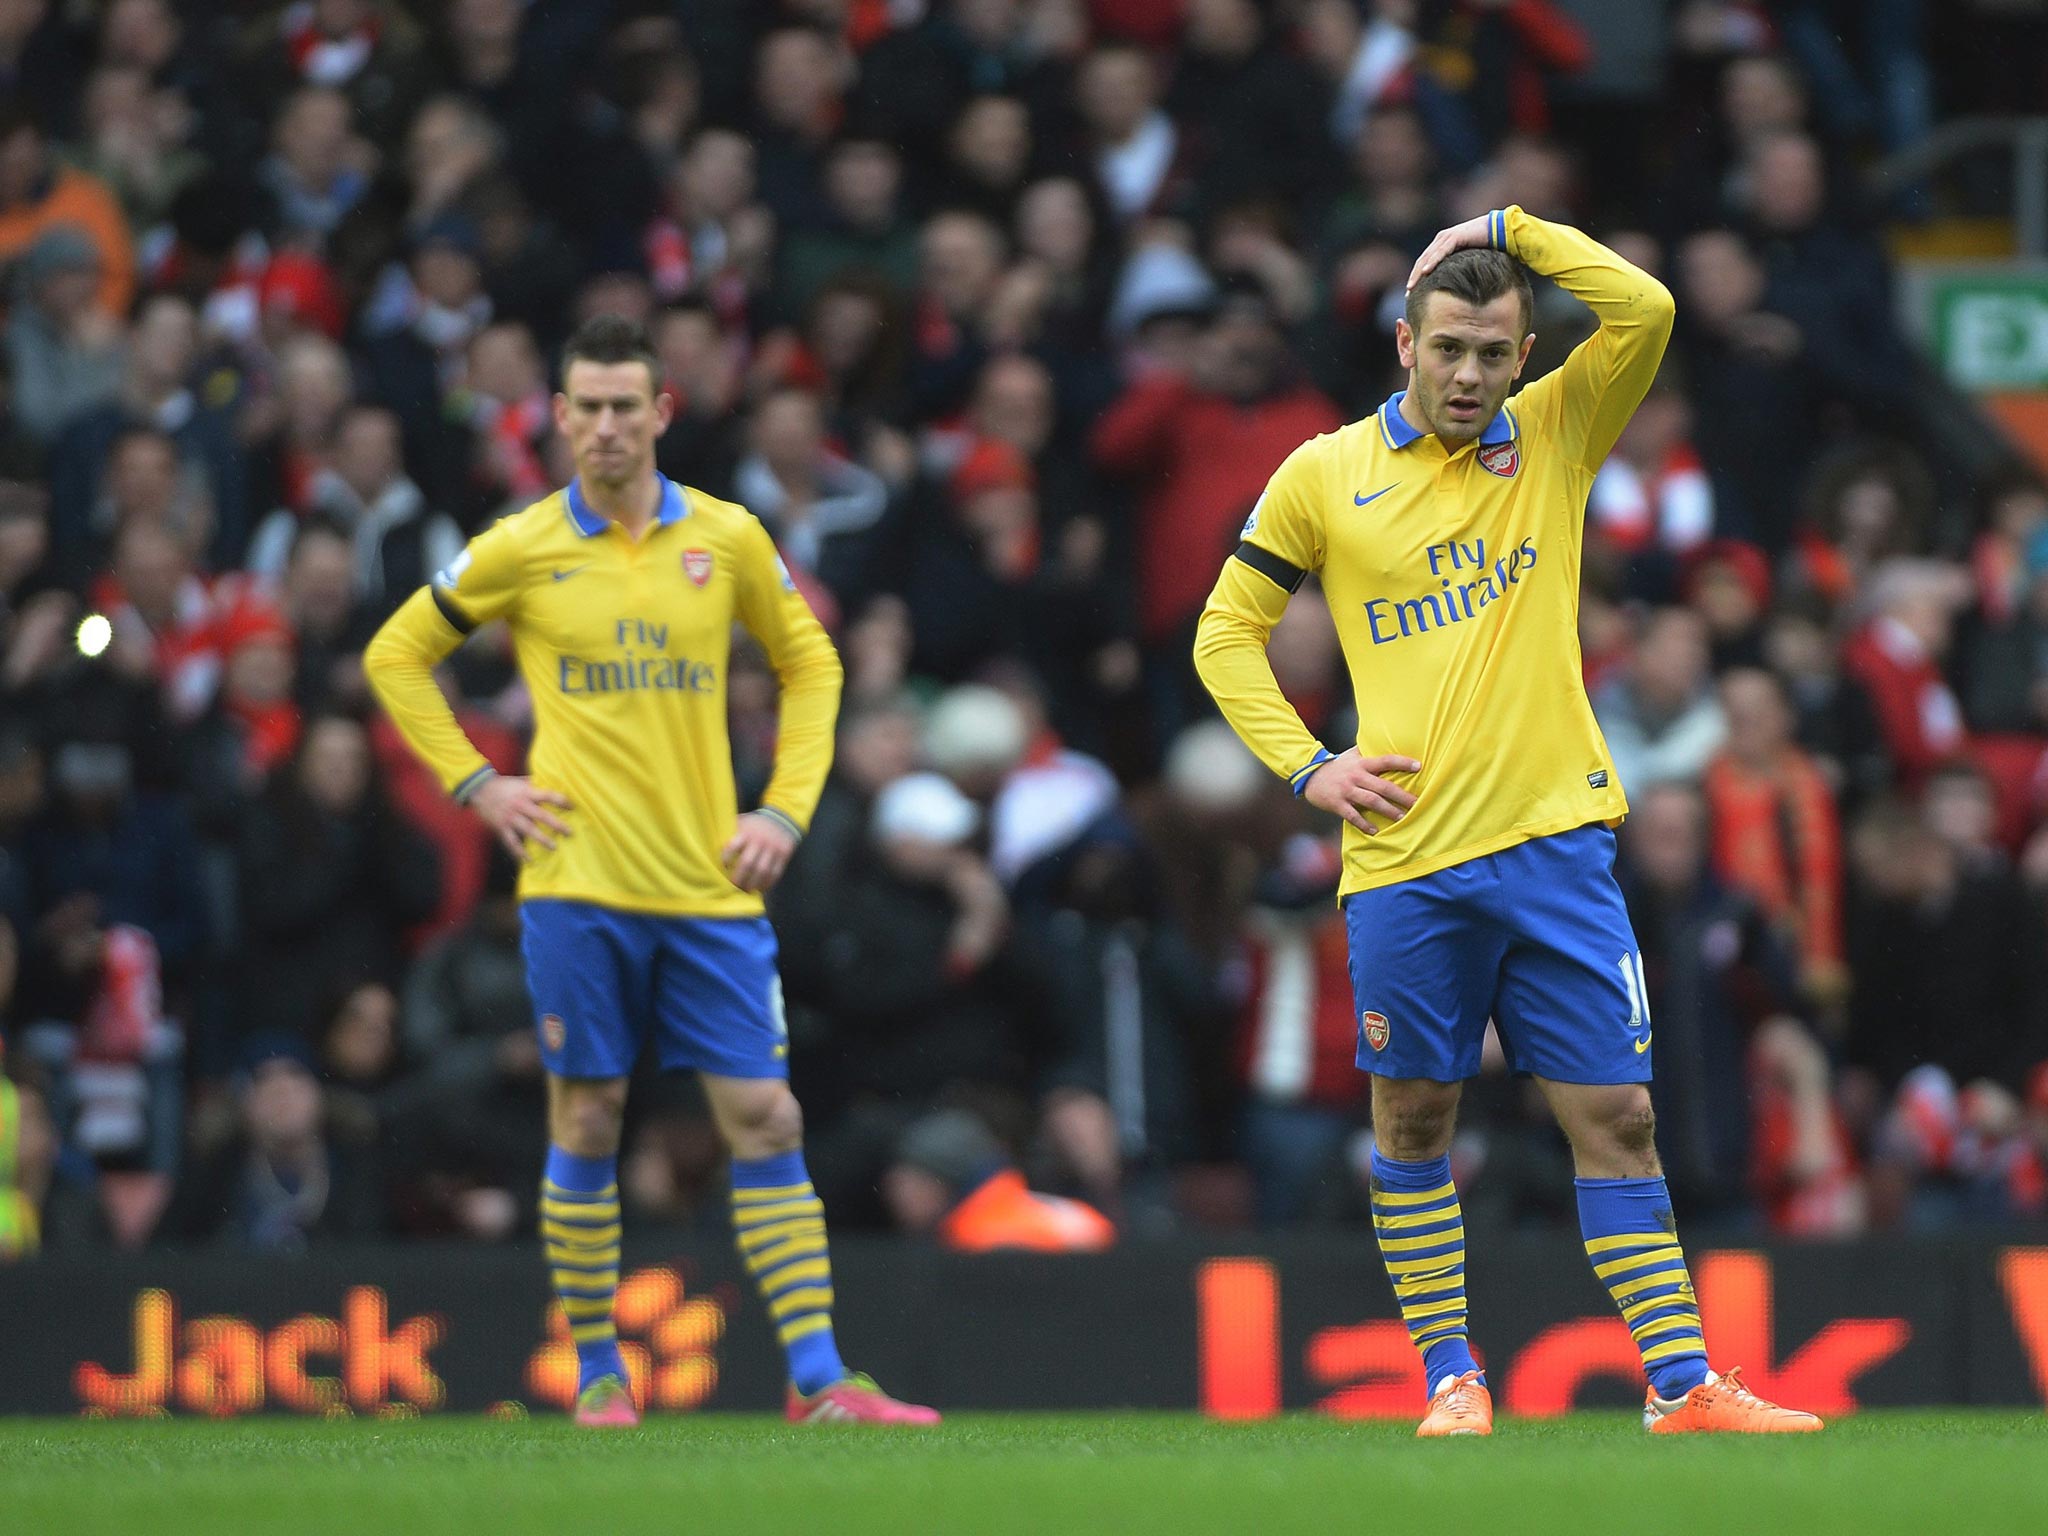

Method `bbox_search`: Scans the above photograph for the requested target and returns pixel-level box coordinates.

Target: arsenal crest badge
[683,548,713,586]
[541,1014,567,1051]
[1362,1010,1390,1051]
[1478,440,1519,478]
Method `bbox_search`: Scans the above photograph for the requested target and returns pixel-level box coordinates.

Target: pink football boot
[785,1372,940,1425]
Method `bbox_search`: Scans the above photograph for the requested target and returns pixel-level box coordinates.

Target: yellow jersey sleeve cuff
[1289,748,1336,797]
[451,765,497,805]
[751,805,805,842]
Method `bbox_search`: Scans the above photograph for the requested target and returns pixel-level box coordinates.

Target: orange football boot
[1416,1371,1493,1437]
[1644,1368,1823,1433]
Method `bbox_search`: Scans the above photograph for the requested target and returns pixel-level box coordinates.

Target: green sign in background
[1930,270,2048,389]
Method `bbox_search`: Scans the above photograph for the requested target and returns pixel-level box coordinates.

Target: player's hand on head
[470,774,573,862]
[1406,214,1498,294]
[1302,747,1421,836]
[722,811,798,893]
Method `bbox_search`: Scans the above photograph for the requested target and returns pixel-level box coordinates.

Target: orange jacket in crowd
[1702,747,1844,976]
[936,1170,1116,1253]
[0,166,136,316]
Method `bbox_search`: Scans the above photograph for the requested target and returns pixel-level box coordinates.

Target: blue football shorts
[1343,822,1652,1085]
[520,899,790,1080]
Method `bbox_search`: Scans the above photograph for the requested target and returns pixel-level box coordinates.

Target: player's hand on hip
[723,812,798,893]
[1303,748,1420,836]
[1406,215,1497,294]
[470,775,573,862]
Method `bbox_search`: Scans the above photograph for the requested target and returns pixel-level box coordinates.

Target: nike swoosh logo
[1633,1034,1652,1055]
[1354,485,1399,507]
[551,566,589,582]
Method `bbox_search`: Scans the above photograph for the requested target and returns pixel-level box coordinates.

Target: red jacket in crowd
[1702,747,1845,977]
[1092,372,1341,644]
[1839,615,1968,791]
[1236,910,1370,1110]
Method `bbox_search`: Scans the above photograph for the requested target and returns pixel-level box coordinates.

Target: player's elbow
[803,635,846,697]
[1639,275,1677,332]
[361,625,403,695]
[1191,604,1253,694]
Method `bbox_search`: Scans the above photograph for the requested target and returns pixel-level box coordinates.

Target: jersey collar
[565,473,688,536]
[1376,390,1518,451]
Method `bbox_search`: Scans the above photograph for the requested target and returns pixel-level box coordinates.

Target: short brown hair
[559,313,660,393]
[1405,248,1534,338]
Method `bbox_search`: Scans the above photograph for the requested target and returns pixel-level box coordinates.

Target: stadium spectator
[259,86,371,248]
[1032,815,1208,1229]
[1093,275,1340,725]
[1683,537,1773,671]
[1231,826,1369,1226]
[1672,228,1819,551]
[251,1,430,157]
[247,403,461,612]
[775,135,919,320]
[272,515,371,710]
[1167,0,1331,220]
[935,94,1035,226]
[50,295,246,581]
[1075,42,1189,227]
[732,385,889,612]
[70,63,206,238]
[1589,378,1715,563]
[1620,781,1797,1221]
[749,25,846,234]
[233,712,439,1045]
[1956,474,2048,736]
[1749,1015,1866,1236]
[5,227,123,446]
[882,1107,1115,1252]
[244,333,355,528]
[169,1031,383,1250]
[1845,801,2033,1091]
[1595,605,1728,793]
[1839,558,1970,794]
[0,100,133,318]
[793,771,1038,1221]
[1702,667,1847,1003]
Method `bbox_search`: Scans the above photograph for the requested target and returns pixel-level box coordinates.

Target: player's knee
[725,1085,804,1154]
[1602,1093,1658,1159]
[760,1090,804,1150]
[555,1082,627,1156]
[1377,1101,1456,1161]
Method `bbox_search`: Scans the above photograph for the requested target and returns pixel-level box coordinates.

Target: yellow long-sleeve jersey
[1194,207,1675,897]
[364,475,843,918]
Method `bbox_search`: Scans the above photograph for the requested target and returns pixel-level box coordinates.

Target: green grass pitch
[1,1412,2044,1535]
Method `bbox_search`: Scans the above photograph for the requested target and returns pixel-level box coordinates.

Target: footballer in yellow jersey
[1195,209,1819,1437]
[364,315,935,1429]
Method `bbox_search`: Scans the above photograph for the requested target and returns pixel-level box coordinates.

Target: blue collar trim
[565,475,687,537]
[1378,390,1517,450]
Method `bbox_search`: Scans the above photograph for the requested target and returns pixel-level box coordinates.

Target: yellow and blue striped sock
[1576,1176,1710,1398]
[541,1145,625,1393]
[1369,1148,1480,1389]
[731,1150,846,1395]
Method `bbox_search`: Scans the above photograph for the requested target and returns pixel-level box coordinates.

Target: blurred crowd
[3,0,2048,1259]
